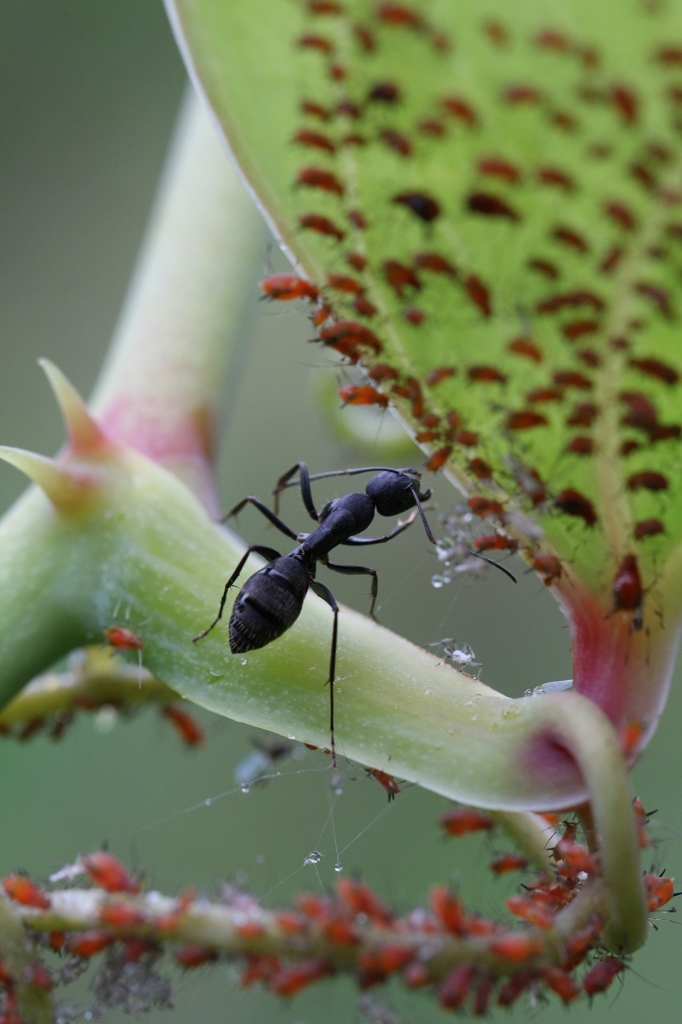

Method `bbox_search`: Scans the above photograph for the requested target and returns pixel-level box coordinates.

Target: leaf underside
[170,0,682,608]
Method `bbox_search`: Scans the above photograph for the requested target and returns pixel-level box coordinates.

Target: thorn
[0,446,98,511]
[38,359,109,455]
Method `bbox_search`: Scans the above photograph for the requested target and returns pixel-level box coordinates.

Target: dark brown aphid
[299,213,345,240]
[548,109,579,132]
[527,258,559,279]
[534,28,571,52]
[467,192,520,221]
[634,518,664,539]
[383,260,421,297]
[425,366,457,386]
[506,410,548,430]
[532,553,562,584]
[475,533,517,552]
[300,100,331,121]
[327,273,365,295]
[566,435,594,455]
[293,129,336,154]
[414,252,457,276]
[393,191,441,222]
[536,290,604,314]
[425,446,452,471]
[611,83,638,124]
[454,429,479,447]
[468,458,494,480]
[635,281,675,320]
[502,83,543,104]
[468,366,507,383]
[551,225,590,253]
[477,156,522,183]
[577,348,601,368]
[468,497,505,520]
[346,252,367,272]
[562,319,600,341]
[526,387,563,403]
[367,363,399,382]
[404,307,426,325]
[418,118,447,136]
[605,201,637,231]
[508,337,543,362]
[297,34,335,54]
[620,391,658,431]
[441,95,478,126]
[368,81,402,103]
[379,129,413,157]
[376,2,425,29]
[319,320,382,355]
[553,370,593,390]
[353,24,376,51]
[464,274,492,317]
[630,162,657,191]
[261,274,320,302]
[482,19,509,46]
[628,357,679,385]
[554,488,597,526]
[536,166,576,191]
[612,553,643,623]
[627,470,669,492]
[347,209,368,229]
[567,402,599,427]
[353,295,378,317]
[296,167,345,196]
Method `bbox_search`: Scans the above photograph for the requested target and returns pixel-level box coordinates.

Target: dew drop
[240,783,250,794]
[240,658,247,666]
[204,798,213,807]
[334,861,343,873]
[304,850,323,866]
[287,734,296,740]
[431,574,445,588]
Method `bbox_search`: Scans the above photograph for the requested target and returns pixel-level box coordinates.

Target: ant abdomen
[229,557,310,654]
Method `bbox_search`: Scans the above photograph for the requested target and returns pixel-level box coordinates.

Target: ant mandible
[193,464,435,766]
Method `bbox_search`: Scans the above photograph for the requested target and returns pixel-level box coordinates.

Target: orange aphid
[296,167,345,195]
[488,853,528,874]
[532,553,562,585]
[582,955,624,995]
[174,945,219,969]
[162,705,205,747]
[425,446,452,472]
[66,930,112,958]
[2,874,51,909]
[336,878,394,926]
[157,889,195,933]
[430,886,466,934]
[99,902,146,929]
[541,965,580,1002]
[644,872,675,911]
[439,807,494,836]
[260,274,320,302]
[505,894,554,928]
[268,958,331,996]
[327,273,365,295]
[82,851,139,894]
[620,720,644,759]
[554,839,598,876]
[367,767,401,800]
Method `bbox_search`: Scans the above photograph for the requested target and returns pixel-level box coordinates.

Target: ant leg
[272,462,319,522]
[192,544,282,642]
[322,559,379,620]
[342,509,419,546]
[309,579,339,768]
[222,496,299,541]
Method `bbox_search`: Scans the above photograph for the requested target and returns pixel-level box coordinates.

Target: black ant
[193,464,436,765]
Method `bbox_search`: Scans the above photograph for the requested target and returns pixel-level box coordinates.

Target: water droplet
[335,786,344,796]
[287,734,296,740]
[303,850,322,866]
[334,861,343,873]
[424,689,431,696]
[240,783,250,794]
[204,798,213,807]
[240,658,247,666]
[431,574,445,589]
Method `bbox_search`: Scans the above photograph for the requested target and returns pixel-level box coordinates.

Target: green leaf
[168,0,682,611]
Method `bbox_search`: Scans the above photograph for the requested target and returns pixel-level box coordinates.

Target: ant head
[365,469,431,516]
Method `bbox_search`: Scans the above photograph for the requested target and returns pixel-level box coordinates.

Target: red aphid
[440,807,494,836]
[526,387,563,404]
[567,401,599,427]
[336,878,394,925]
[296,167,345,196]
[260,274,320,302]
[300,99,331,120]
[425,446,452,472]
[502,83,543,104]
[612,553,643,615]
[566,435,594,455]
[162,705,206,747]
[327,273,364,295]
[367,767,401,800]
[489,853,528,873]
[475,534,517,553]
[506,410,548,430]
[82,851,139,894]
[353,296,378,318]
[563,915,603,966]
[527,257,559,279]
[430,887,466,935]
[379,129,412,157]
[583,955,624,996]
[627,470,669,492]
[536,289,604,313]
[367,363,399,382]
[468,365,507,383]
[175,945,219,969]
[441,95,478,125]
[508,337,543,362]
[320,319,382,354]
[477,156,521,183]
[534,28,571,51]
[644,872,675,911]
[541,966,580,1003]
[99,902,146,929]
[416,430,439,442]
[418,118,447,136]
[473,975,494,1015]
[628,356,679,385]
[404,307,426,325]
[49,931,65,952]
[382,260,421,297]
[468,458,494,480]
[634,517,664,539]
[505,895,554,929]
[157,889,195,933]
[490,933,543,962]
[467,191,520,221]
[536,166,575,191]
[3,874,51,909]
[66,930,112,959]
[298,212,345,240]
[414,251,457,277]
[464,274,492,317]
[425,366,456,386]
[455,429,480,446]
[552,225,590,252]
[307,0,344,13]
[346,252,367,272]
[439,963,476,1010]
[311,302,333,327]
[22,964,53,992]
[339,385,388,408]
[554,489,597,526]
[554,838,598,875]
[269,958,332,996]
[553,370,593,389]
[292,128,336,154]
[498,972,533,1007]
[468,496,505,519]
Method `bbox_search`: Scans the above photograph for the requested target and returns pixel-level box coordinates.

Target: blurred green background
[1,2,681,1021]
